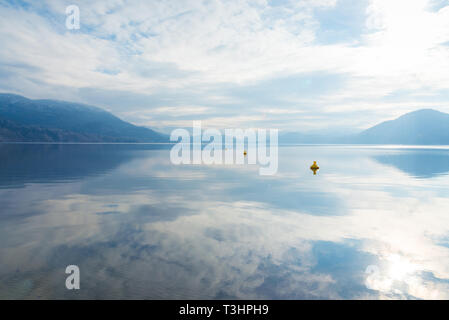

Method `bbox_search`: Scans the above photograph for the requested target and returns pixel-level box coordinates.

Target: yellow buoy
[310,161,319,170]
[310,161,319,175]
[243,150,247,156]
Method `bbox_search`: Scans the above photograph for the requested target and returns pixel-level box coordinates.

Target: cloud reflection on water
[1,145,449,299]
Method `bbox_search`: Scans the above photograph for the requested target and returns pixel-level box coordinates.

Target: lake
[1,143,449,299]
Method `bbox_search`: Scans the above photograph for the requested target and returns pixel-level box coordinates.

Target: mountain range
[1,93,449,144]
[353,109,449,145]
[281,109,449,145]
[0,93,167,142]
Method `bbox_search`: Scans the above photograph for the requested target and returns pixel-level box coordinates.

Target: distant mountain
[2,95,448,145]
[279,132,348,144]
[280,109,449,145]
[0,93,167,142]
[355,109,449,145]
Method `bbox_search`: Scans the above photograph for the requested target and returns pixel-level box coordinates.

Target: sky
[1,0,449,133]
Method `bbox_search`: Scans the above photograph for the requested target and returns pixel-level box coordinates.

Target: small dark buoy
[243,150,247,156]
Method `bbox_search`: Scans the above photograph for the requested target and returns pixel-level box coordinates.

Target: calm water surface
[1,144,449,299]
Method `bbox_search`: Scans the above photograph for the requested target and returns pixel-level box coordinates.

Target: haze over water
[1,144,449,299]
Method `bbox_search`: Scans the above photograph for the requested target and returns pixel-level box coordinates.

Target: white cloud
[1,0,449,130]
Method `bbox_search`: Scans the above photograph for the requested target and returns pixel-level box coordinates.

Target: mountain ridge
[2,93,449,145]
[355,109,449,145]
[0,93,168,142]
